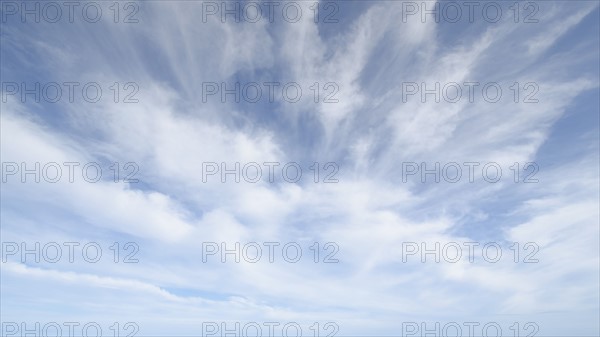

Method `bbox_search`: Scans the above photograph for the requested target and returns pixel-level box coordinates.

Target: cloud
[2,1,599,335]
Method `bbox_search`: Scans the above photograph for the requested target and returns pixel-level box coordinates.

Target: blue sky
[1,1,599,336]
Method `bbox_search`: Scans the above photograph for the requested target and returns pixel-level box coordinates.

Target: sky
[1,0,599,336]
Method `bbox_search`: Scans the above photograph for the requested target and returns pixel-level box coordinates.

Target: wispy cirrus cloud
[1,1,598,336]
